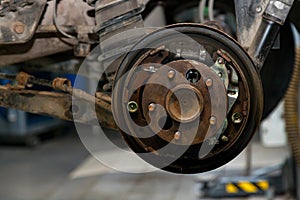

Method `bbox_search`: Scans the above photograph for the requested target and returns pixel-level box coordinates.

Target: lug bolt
[232,113,243,124]
[209,116,217,125]
[186,69,201,83]
[148,103,156,112]
[168,70,176,79]
[174,131,181,140]
[221,135,229,142]
[205,78,213,87]
[127,101,138,113]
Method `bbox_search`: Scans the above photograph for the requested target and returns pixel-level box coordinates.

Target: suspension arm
[0,85,117,130]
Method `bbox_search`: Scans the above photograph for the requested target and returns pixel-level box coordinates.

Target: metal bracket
[235,0,294,69]
[0,0,47,44]
[234,0,270,49]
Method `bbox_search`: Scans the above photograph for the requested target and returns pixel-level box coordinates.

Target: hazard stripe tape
[226,183,239,193]
[226,180,269,194]
[238,181,259,193]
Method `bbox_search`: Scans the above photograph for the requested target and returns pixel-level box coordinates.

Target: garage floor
[0,125,291,200]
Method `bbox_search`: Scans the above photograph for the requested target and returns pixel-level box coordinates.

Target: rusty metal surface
[234,0,269,49]
[0,0,47,44]
[0,0,96,66]
[16,71,34,86]
[0,85,116,129]
[0,37,75,67]
[52,77,71,91]
[0,71,116,129]
[139,60,227,145]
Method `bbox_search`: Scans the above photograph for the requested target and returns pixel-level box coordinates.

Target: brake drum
[112,24,263,174]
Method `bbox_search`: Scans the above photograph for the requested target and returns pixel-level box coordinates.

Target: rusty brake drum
[112,24,263,174]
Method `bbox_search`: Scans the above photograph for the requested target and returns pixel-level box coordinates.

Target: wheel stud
[205,78,213,87]
[148,103,156,112]
[209,116,217,125]
[168,70,176,79]
[174,131,181,140]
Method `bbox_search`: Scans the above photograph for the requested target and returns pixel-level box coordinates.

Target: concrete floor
[0,125,292,200]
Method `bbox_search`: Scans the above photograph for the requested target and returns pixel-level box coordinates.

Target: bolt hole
[186,69,201,83]
[232,113,243,124]
[158,116,173,130]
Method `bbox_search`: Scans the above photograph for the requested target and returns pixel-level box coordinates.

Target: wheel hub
[165,84,203,123]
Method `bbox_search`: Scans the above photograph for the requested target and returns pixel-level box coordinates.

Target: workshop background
[1,2,300,200]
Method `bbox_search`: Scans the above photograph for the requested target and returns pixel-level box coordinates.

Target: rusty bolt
[16,72,32,86]
[205,78,213,87]
[148,103,156,112]
[232,113,243,124]
[174,131,181,140]
[168,70,176,79]
[52,78,71,92]
[13,22,25,34]
[127,101,138,113]
[209,116,217,125]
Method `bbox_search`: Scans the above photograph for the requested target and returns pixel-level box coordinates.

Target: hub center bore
[166,85,204,123]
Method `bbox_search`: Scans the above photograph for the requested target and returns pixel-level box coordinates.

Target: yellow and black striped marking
[226,180,269,194]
